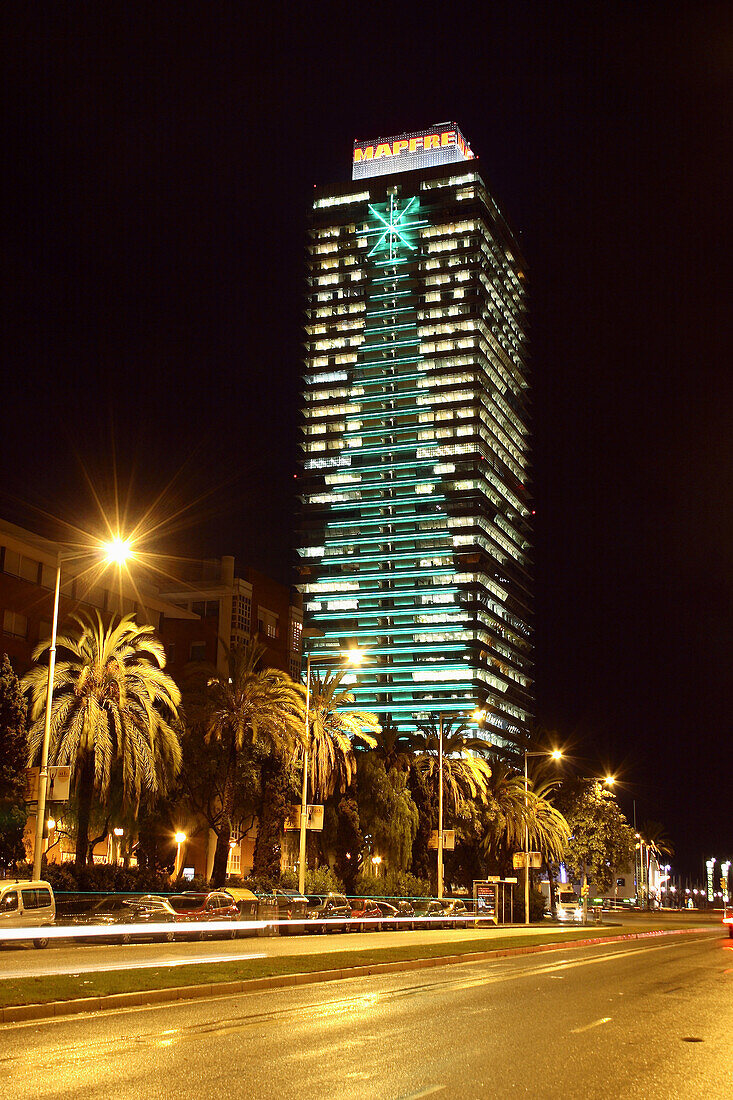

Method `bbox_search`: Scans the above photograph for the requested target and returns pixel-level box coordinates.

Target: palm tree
[202,639,305,884]
[368,716,415,773]
[480,758,529,860]
[23,612,181,870]
[413,721,492,819]
[303,669,379,800]
[640,820,674,907]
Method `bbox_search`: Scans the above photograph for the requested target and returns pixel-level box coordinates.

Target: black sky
[3,4,732,874]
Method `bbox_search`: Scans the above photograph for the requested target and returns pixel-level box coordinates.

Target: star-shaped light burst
[367,194,421,259]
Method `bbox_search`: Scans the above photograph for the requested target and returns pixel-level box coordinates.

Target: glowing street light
[32,535,134,880]
[103,537,133,567]
[174,831,186,878]
[371,855,382,875]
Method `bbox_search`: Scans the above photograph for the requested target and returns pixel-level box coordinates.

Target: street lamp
[523,748,563,926]
[298,643,363,896]
[174,831,186,878]
[32,537,133,880]
[371,855,382,876]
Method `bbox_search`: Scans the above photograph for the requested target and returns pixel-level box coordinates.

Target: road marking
[571,1016,611,1034]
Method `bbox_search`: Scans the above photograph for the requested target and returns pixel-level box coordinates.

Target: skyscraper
[298,125,532,747]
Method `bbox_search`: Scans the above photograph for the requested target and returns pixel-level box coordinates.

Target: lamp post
[298,645,363,897]
[32,537,132,881]
[522,748,563,926]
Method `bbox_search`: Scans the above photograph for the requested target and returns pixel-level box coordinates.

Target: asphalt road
[1,929,730,1099]
[0,910,718,981]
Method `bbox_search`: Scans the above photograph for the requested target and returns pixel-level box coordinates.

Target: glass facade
[298,152,532,746]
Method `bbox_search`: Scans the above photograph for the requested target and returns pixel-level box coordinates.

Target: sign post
[473,880,498,925]
[285,804,324,832]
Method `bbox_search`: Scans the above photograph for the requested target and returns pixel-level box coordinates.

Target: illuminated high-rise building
[298,125,532,745]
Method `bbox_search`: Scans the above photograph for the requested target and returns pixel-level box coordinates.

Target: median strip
[0,920,719,1023]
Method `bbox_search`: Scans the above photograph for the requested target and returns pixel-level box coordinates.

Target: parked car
[442,899,472,928]
[0,880,55,949]
[373,901,399,931]
[412,899,446,927]
[350,898,383,932]
[305,893,351,932]
[168,891,240,938]
[70,895,178,943]
[396,900,417,930]
[271,890,309,933]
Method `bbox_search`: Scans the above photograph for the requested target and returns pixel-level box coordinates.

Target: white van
[0,880,56,948]
[555,886,582,922]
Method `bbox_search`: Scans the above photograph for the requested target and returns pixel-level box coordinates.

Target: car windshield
[169,895,205,912]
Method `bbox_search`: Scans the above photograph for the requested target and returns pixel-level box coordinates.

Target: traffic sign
[428,829,455,850]
[284,804,324,831]
[513,851,542,870]
[24,766,71,803]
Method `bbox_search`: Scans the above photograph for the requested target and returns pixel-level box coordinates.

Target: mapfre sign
[352,124,474,181]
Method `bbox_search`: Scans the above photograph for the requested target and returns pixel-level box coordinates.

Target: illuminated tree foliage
[302,669,379,800]
[0,654,28,870]
[357,753,418,872]
[559,781,635,893]
[195,639,304,885]
[23,614,181,870]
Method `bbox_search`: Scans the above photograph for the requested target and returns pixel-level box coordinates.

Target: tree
[0,653,28,872]
[22,613,182,870]
[323,796,363,894]
[412,721,492,820]
[176,718,263,876]
[368,717,415,773]
[639,819,674,907]
[480,758,529,862]
[559,781,635,894]
[357,753,418,872]
[303,669,379,801]
[197,639,305,885]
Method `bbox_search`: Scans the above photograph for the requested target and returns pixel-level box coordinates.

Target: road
[1,929,730,1098]
[0,909,716,981]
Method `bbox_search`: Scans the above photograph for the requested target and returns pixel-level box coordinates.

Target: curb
[0,925,715,1024]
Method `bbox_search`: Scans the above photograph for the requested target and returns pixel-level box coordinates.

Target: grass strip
[0,920,717,1008]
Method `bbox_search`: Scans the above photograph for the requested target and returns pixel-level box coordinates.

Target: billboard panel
[352,123,474,181]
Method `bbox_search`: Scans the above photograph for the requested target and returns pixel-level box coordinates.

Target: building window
[2,549,40,583]
[257,608,279,639]
[189,642,207,662]
[3,610,28,639]
[231,595,251,635]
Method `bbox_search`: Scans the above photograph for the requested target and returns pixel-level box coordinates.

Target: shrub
[280,865,344,895]
[511,883,546,923]
[353,869,430,899]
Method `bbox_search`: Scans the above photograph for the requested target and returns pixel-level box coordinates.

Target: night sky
[4,5,731,874]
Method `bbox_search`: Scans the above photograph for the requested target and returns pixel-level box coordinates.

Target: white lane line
[571,1017,612,1034]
